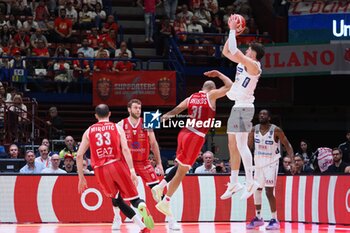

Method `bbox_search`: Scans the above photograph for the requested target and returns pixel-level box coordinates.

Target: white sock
[132,215,146,229]
[113,206,121,220]
[158,179,168,189]
[236,132,253,183]
[230,170,239,184]
[271,211,277,219]
[168,215,176,223]
[256,210,261,219]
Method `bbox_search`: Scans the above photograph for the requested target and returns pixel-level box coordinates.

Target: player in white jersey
[220,15,266,200]
[246,109,294,230]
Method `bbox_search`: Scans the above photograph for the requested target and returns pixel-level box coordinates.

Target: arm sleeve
[228,29,238,55]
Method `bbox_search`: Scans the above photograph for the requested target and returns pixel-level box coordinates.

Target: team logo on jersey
[132,141,140,149]
[265,140,273,145]
[143,110,161,129]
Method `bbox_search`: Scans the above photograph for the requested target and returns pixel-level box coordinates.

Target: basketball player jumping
[153,70,233,217]
[77,104,154,233]
[246,109,294,230]
[220,14,266,200]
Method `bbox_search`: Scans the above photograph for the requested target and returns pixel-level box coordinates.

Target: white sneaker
[220,182,244,200]
[240,181,260,200]
[168,217,180,230]
[151,184,164,203]
[156,199,173,216]
[111,218,122,230]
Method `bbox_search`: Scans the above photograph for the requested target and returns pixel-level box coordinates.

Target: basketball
[233,14,246,35]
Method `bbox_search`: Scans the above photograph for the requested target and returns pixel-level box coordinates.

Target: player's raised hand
[228,14,237,30]
[78,177,88,194]
[204,70,222,78]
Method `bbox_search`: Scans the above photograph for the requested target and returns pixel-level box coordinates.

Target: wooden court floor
[0,222,349,233]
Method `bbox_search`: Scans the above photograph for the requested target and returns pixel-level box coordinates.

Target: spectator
[99,29,117,55]
[34,0,50,28]
[156,17,173,56]
[101,15,118,34]
[7,14,22,30]
[84,0,103,10]
[87,27,100,49]
[176,4,193,24]
[65,1,78,25]
[22,16,39,33]
[195,151,215,173]
[0,14,8,27]
[46,106,65,139]
[214,159,229,173]
[59,135,78,158]
[163,0,178,21]
[41,153,66,174]
[292,154,313,175]
[115,41,132,59]
[32,39,50,58]
[78,4,94,29]
[94,50,113,72]
[73,52,90,80]
[53,8,73,43]
[20,150,45,174]
[36,138,56,157]
[187,15,206,44]
[92,2,106,29]
[114,52,134,72]
[8,94,28,123]
[94,41,110,57]
[295,140,313,165]
[278,156,292,174]
[205,0,219,14]
[325,148,350,174]
[13,28,30,55]
[173,16,188,42]
[193,3,212,31]
[63,153,76,173]
[339,130,350,164]
[10,0,32,16]
[30,29,48,49]
[78,38,94,58]
[137,0,161,43]
[53,57,71,93]
[165,160,177,174]
[0,25,12,45]
[8,144,19,158]
[35,144,51,168]
[82,158,92,174]
[54,44,70,57]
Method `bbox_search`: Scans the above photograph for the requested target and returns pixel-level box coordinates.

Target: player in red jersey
[77,104,154,233]
[113,99,181,229]
[153,70,233,217]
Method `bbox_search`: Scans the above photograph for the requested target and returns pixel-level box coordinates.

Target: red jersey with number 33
[88,121,122,168]
[187,91,216,135]
[122,118,150,162]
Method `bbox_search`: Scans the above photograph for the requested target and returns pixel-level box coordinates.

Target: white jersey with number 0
[226,61,261,104]
[254,124,281,167]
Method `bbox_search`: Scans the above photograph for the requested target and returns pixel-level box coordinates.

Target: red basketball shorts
[176,128,205,168]
[94,160,139,200]
[134,159,159,185]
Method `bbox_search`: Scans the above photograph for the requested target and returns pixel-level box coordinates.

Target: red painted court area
[0,222,349,233]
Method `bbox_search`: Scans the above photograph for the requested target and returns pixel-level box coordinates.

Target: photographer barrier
[0,175,349,224]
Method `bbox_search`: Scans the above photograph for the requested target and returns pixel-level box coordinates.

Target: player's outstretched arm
[77,130,89,194]
[161,98,189,122]
[276,127,294,160]
[204,70,233,100]
[117,124,138,187]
